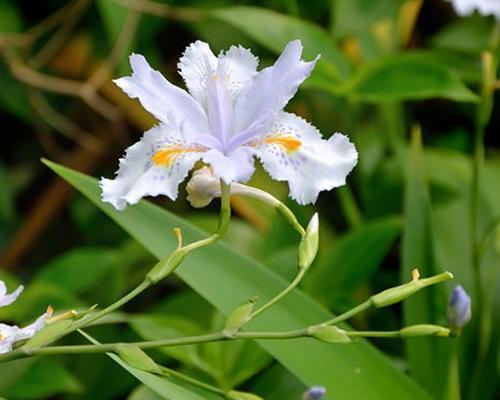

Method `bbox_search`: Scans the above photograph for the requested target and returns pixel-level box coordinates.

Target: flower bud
[308,325,351,343]
[303,386,326,400]
[447,285,471,332]
[298,213,319,270]
[223,299,255,337]
[147,248,187,283]
[370,270,453,308]
[116,345,162,373]
[399,324,450,337]
[186,167,221,208]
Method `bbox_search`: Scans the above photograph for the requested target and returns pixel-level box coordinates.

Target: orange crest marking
[152,146,203,166]
[265,135,302,154]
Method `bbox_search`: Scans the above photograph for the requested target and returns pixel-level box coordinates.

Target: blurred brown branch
[110,0,204,21]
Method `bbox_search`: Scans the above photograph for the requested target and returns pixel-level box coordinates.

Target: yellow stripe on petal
[152,146,204,167]
[265,135,302,154]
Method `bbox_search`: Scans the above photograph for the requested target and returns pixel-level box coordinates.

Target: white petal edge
[114,53,209,140]
[101,124,204,210]
[178,41,259,107]
[0,280,24,308]
[255,112,358,205]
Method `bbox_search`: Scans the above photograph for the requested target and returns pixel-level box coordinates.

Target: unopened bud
[298,213,319,270]
[186,167,221,208]
[223,298,255,337]
[399,324,450,337]
[147,248,187,283]
[447,285,471,332]
[116,345,162,373]
[303,386,326,400]
[308,325,351,343]
[371,271,453,308]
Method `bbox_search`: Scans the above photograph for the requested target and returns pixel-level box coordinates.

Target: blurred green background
[0,0,499,399]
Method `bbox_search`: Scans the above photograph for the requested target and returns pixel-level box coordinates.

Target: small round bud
[447,285,471,332]
[308,325,351,343]
[186,167,221,208]
[303,386,326,400]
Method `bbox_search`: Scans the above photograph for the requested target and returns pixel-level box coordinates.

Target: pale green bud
[298,213,319,270]
[371,270,453,308]
[308,325,351,343]
[399,324,450,337]
[116,345,162,373]
[147,248,187,283]
[23,319,73,353]
[223,299,255,337]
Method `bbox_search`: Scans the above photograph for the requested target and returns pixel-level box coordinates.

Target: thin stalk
[322,300,372,326]
[248,268,307,321]
[75,279,151,329]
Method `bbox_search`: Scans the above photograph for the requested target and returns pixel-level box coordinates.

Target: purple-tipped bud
[302,386,326,400]
[448,285,471,331]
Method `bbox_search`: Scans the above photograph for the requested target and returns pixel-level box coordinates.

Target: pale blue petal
[229,40,319,149]
[202,147,255,184]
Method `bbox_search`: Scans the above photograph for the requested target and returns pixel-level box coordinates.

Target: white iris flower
[0,280,50,354]
[101,40,358,209]
[449,0,500,18]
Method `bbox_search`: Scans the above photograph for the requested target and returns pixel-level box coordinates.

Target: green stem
[75,279,151,329]
[183,180,231,252]
[323,300,372,326]
[0,323,452,364]
[248,268,307,321]
[445,341,461,400]
[346,330,400,338]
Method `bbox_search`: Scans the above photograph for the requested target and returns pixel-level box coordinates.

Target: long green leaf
[45,160,430,400]
[402,133,450,398]
[344,52,478,102]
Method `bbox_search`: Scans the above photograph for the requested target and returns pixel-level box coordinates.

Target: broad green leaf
[0,359,37,393]
[332,0,404,39]
[3,358,82,398]
[305,217,401,309]
[110,354,208,400]
[46,160,430,400]
[129,385,164,400]
[402,133,450,398]
[209,6,350,80]
[344,52,478,102]
[83,332,213,400]
[35,247,121,294]
[430,15,492,54]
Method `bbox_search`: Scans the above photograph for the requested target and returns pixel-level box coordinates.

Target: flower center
[265,135,302,154]
[152,146,205,167]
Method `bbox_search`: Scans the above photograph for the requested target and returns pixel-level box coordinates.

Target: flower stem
[0,323,452,364]
[75,278,152,329]
[248,267,307,321]
[322,300,373,326]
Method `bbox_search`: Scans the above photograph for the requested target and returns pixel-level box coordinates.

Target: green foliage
[46,160,431,399]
